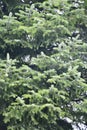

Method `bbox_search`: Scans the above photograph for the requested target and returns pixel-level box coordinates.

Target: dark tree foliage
[0,0,87,130]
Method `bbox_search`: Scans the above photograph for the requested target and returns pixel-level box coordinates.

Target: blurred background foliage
[0,0,87,130]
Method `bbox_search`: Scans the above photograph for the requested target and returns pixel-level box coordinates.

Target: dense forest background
[0,0,87,130]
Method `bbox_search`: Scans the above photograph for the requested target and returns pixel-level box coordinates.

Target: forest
[0,0,87,130]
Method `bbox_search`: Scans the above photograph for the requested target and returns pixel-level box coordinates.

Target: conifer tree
[0,0,87,130]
